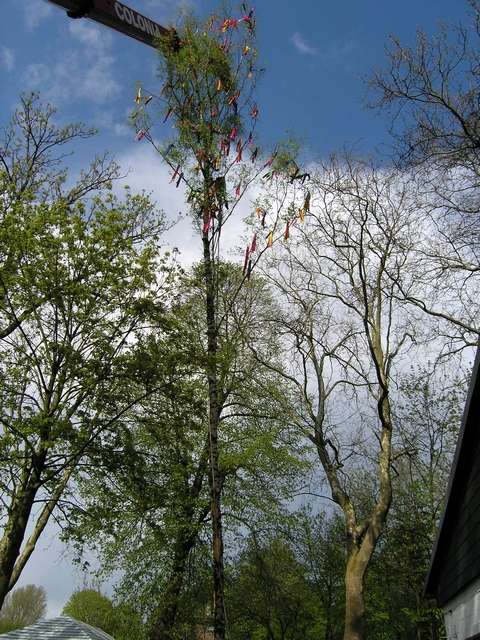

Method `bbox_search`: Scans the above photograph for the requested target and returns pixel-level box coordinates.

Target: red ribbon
[243,246,250,274]
[203,215,212,234]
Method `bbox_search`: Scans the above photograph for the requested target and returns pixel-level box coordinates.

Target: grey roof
[0,617,115,639]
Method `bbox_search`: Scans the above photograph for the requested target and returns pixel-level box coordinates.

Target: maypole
[44,4,312,638]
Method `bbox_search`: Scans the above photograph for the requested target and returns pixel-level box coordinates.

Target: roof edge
[424,343,480,598]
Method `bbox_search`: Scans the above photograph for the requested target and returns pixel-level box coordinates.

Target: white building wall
[444,576,480,640]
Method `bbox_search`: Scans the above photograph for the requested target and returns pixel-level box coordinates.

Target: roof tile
[0,616,115,639]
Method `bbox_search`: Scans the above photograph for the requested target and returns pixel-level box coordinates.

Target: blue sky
[0,0,474,618]
[0,0,472,163]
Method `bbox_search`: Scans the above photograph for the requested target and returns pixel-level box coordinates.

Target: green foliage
[0,12,470,640]
[0,584,47,628]
[0,187,169,496]
[296,511,346,640]
[158,17,237,155]
[133,6,272,241]
[62,263,306,632]
[63,590,114,629]
[0,93,175,608]
[363,367,463,639]
[227,536,324,640]
[63,589,145,640]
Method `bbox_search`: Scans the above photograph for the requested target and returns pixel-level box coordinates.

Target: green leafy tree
[133,8,299,638]
[150,20,258,640]
[297,511,346,640]
[0,92,118,341]
[63,263,304,640]
[63,590,115,630]
[227,536,321,640]
[63,589,145,640]
[0,98,172,609]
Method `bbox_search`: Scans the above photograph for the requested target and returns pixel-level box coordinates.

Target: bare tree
[368,1,480,345]
[0,93,118,206]
[0,584,46,626]
[368,2,480,182]
[384,186,480,358]
[256,155,425,639]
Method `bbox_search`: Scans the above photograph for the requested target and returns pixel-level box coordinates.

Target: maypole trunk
[202,231,226,640]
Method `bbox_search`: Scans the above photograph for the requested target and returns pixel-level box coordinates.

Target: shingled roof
[0,617,115,639]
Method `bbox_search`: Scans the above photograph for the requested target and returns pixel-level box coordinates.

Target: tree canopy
[0,4,478,640]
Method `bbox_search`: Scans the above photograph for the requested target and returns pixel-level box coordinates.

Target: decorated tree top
[131,5,311,275]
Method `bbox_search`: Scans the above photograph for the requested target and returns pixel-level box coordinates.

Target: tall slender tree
[133,10,297,638]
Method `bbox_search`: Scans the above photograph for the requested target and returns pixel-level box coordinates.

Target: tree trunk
[343,521,385,640]
[149,531,198,640]
[343,549,367,640]
[8,465,73,591]
[324,588,333,640]
[0,478,39,610]
[202,231,226,640]
[149,442,210,640]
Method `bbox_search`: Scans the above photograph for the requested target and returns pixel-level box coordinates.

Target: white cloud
[24,0,52,30]
[291,32,318,56]
[144,0,196,19]
[23,62,51,88]
[115,144,201,264]
[113,123,132,137]
[291,31,357,67]
[79,56,121,102]
[114,144,254,267]
[23,56,120,105]
[0,46,15,72]
[68,20,112,50]
[22,21,120,105]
